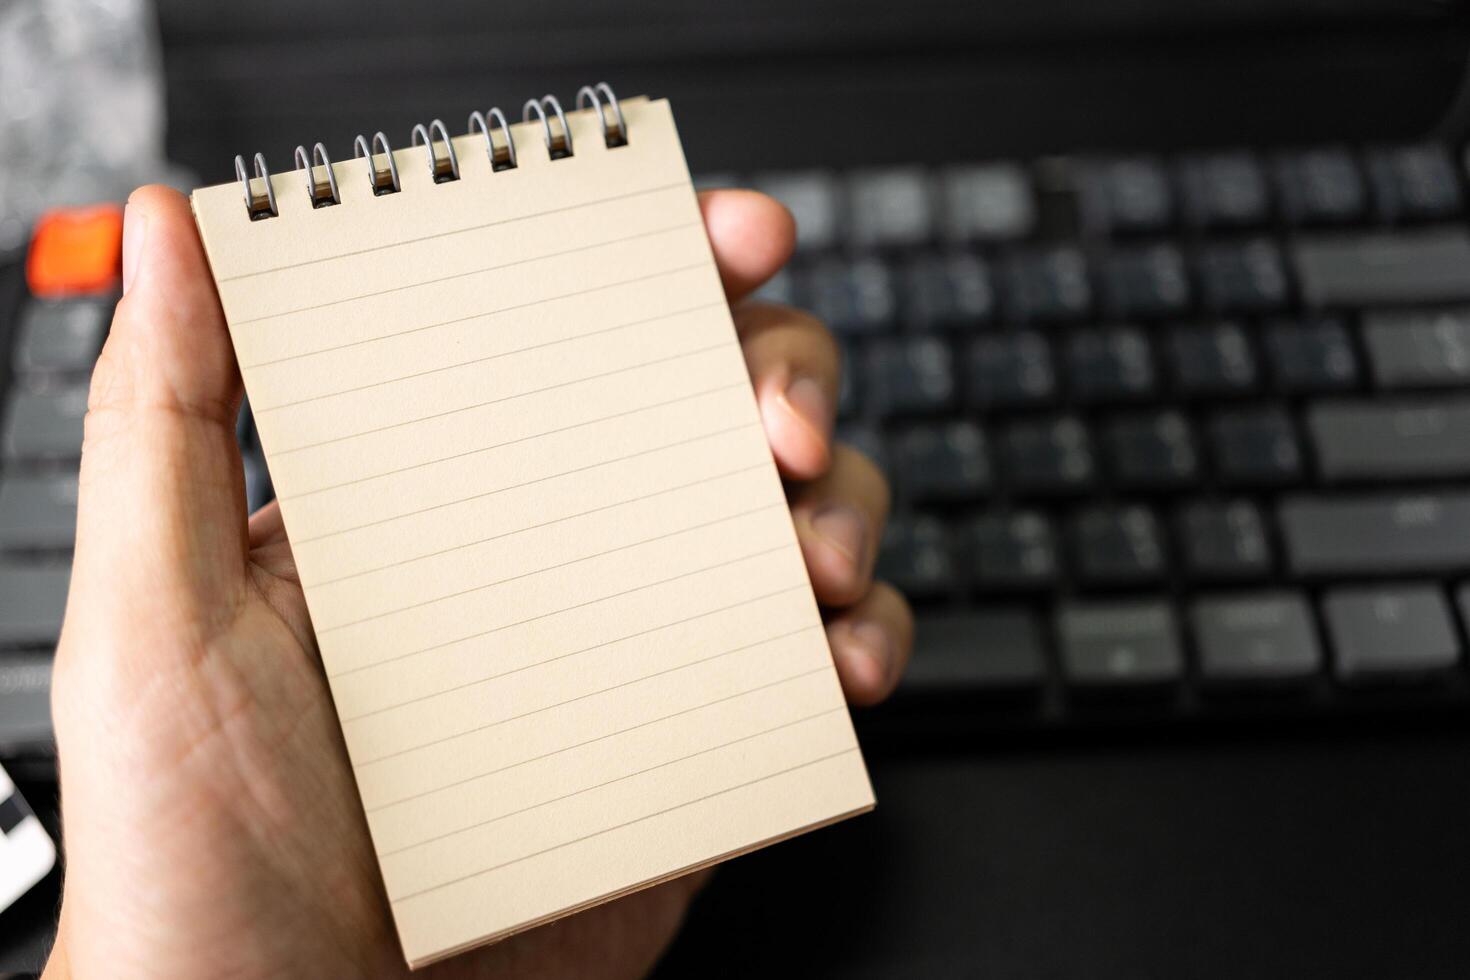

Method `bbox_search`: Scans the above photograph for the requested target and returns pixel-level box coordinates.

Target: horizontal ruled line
[340,583,809,722]
[309,462,768,589]
[389,746,859,903]
[219,181,687,283]
[255,301,724,413]
[271,341,738,459]
[364,664,830,808]
[231,220,701,325]
[240,262,710,369]
[353,623,822,767]
[376,704,844,858]
[326,543,796,678]
[292,421,761,545]
[318,501,784,634]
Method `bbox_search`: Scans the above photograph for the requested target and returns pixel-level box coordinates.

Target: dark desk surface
[657,724,1470,979]
[6,726,1469,976]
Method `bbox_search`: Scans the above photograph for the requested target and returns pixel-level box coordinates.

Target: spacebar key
[1281,493,1470,575]
[1293,228,1470,307]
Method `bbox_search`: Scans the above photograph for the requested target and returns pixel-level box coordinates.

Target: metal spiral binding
[293,143,341,208]
[411,119,460,183]
[234,152,277,220]
[233,83,629,218]
[353,132,400,195]
[577,83,628,147]
[522,95,573,159]
[468,107,517,171]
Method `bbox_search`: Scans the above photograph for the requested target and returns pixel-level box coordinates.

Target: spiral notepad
[190,87,873,967]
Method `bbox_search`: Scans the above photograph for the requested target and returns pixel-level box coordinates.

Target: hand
[45,185,912,979]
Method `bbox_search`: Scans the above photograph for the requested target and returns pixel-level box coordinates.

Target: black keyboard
[0,265,274,759]
[4,142,1470,760]
[729,143,1470,728]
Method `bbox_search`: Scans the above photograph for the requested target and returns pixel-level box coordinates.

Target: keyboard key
[691,173,739,192]
[967,332,1055,408]
[1081,157,1173,233]
[1367,145,1462,222]
[1264,317,1359,391]
[14,299,110,374]
[0,475,78,551]
[904,253,993,329]
[1002,416,1096,494]
[1196,239,1290,313]
[1280,493,1470,575]
[752,171,839,250]
[1178,500,1272,579]
[1000,247,1091,321]
[1191,593,1320,682]
[893,423,990,501]
[1275,147,1366,224]
[835,422,886,472]
[0,653,53,749]
[751,268,798,307]
[805,257,898,334]
[1167,321,1257,395]
[243,451,275,515]
[848,167,933,247]
[867,337,955,416]
[1292,228,1470,308]
[971,511,1057,588]
[1362,308,1470,389]
[1099,244,1190,318]
[2,387,89,460]
[1065,327,1155,403]
[1210,407,1302,485]
[904,609,1046,691]
[877,514,957,598]
[1071,505,1167,584]
[940,164,1036,241]
[1057,600,1182,686]
[1178,152,1270,227]
[837,340,860,418]
[1309,398,1470,480]
[1103,410,1198,488]
[0,562,69,645]
[1323,585,1460,681]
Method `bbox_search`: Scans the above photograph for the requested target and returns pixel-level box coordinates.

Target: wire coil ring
[468,107,517,171]
[353,132,401,195]
[576,82,627,147]
[293,142,341,207]
[522,95,573,159]
[234,153,278,220]
[410,119,460,182]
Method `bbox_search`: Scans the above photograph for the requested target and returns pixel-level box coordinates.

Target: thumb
[64,185,249,653]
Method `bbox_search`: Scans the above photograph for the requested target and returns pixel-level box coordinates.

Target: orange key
[25,205,125,297]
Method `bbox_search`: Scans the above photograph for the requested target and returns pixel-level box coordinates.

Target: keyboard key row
[880,502,1266,595]
[904,583,1469,693]
[751,145,1462,251]
[844,320,1470,422]
[856,407,1307,497]
[881,492,1470,594]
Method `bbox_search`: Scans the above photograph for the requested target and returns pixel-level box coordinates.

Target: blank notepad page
[191,96,873,967]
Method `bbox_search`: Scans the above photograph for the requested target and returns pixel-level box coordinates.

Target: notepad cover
[190,97,873,967]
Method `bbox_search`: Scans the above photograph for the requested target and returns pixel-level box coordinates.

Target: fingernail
[781,376,831,442]
[839,620,891,688]
[122,202,147,295]
[810,503,867,565]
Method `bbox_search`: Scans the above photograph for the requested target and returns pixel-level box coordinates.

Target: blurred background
[6,0,1470,975]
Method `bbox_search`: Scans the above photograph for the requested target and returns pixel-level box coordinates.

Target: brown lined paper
[191,97,873,968]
